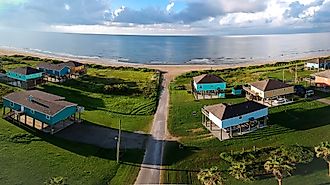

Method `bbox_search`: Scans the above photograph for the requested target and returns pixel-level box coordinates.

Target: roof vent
[28,95,33,102]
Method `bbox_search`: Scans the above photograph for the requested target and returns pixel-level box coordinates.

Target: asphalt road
[134,75,169,185]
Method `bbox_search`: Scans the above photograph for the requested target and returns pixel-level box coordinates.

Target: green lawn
[164,61,330,184]
[0,55,161,184]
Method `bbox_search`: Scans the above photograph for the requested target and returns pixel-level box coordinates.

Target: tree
[264,156,294,185]
[229,162,253,181]
[197,166,225,185]
[315,141,330,176]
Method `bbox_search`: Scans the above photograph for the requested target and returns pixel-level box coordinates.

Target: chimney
[28,95,33,102]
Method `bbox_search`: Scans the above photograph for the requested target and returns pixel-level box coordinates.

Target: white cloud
[1,0,330,35]
[114,6,125,17]
[64,3,70,11]
[166,1,175,13]
[50,23,203,36]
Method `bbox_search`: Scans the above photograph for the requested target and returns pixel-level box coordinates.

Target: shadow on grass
[62,76,141,96]
[39,84,106,111]
[294,158,326,176]
[1,117,193,166]
[269,104,330,130]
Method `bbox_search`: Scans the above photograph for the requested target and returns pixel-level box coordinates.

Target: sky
[0,0,329,35]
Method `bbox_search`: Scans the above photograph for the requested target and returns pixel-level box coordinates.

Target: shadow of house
[269,105,330,130]
[39,84,106,111]
[1,116,194,166]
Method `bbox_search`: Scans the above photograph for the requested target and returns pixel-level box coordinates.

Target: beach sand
[1,47,329,80]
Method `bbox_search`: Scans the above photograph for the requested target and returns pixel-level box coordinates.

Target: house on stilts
[2,90,84,134]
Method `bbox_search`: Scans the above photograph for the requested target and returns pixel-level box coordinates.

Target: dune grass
[163,61,330,184]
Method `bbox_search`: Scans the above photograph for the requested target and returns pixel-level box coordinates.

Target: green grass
[0,116,144,185]
[164,61,330,184]
[0,55,161,184]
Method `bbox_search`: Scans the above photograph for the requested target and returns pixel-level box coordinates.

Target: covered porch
[243,86,294,107]
[201,107,268,141]
[2,107,83,135]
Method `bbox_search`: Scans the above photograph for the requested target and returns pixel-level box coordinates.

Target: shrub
[44,176,67,185]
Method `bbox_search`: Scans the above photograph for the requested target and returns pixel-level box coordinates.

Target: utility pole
[116,120,122,163]
[282,69,285,83]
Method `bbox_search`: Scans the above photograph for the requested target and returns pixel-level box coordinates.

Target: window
[10,102,14,107]
[46,115,50,120]
[30,109,35,114]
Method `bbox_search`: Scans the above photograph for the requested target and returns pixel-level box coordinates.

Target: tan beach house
[313,70,330,87]
[243,79,294,106]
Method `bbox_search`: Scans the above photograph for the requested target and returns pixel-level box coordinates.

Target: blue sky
[0,0,329,35]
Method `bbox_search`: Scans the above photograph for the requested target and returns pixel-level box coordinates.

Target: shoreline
[1,47,330,79]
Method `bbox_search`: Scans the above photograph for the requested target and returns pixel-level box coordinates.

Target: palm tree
[229,162,253,181]
[197,166,225,185]
[264,156,294,185]
[315,141,330,176]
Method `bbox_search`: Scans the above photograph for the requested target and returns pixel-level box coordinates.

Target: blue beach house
[2,90,84,134]
[232,85,243,96]
[36,62,71,77]
[201,101,268,140]
[6,67,44,89]
[193,74,226,98]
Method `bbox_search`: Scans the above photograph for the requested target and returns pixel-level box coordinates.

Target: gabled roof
[205,101,267,120]
[37,62,69,71]
[314,70,330,79]
[193,74,225,84]
[65,61,84,67]
[306,58,330,64]
[250,79,292,92]
[10,67,42,75]
[3,90,77,116]
[37,62,84,71]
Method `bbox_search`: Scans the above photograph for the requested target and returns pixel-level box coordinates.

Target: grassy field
[163,61,330,184]
[0,55,161,184]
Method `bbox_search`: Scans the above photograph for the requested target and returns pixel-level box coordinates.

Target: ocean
[0,30,330,65]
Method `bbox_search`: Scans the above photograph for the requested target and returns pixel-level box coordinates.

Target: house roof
[11,67,42,75]
[205,101,268,120]
[314,70,330,79]
[250,79,292,92]
[3,90,77,116]
[193,74,225,84]
[306,58,330,64]
[306,58,321,64]
[65,61,84,67]
[37,62,68,71]
[37,61,84,71]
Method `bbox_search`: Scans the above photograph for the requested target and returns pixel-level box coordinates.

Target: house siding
[264,87,294,98]
[194,82,226,92]
[6,71,43,82]
[221,108,268,128]
[306,63,320,69]
[38,67,70,77]
[250,85,294,98]
[315,76,330,86]
[3,99,77,125]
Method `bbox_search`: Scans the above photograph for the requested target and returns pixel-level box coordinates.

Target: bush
[103,84,130,94]
[221,145,314,181]
[44,176,67,185]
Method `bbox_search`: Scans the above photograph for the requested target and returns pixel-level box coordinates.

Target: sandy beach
[1,47,330,80]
